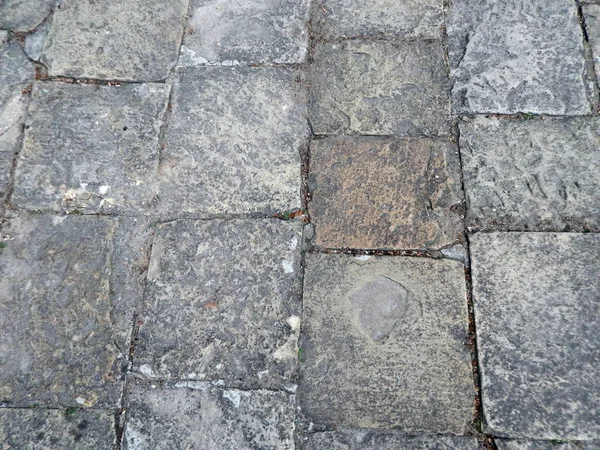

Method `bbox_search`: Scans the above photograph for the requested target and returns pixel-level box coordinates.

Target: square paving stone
[309,40,450,136]
[40,0,188,81]
[447,0,591,115]
[0,0,55,32]
[470,232,600,440]
[157,67,307,217]
[308,136,464,250]
[123,381,295,450]
[460,117,600,232]
[181,0,310,65]
[0,408,117,449]
[300,254,473,433]
[134,219,303,389]
[0,214,151,408]
[12,82,169,214]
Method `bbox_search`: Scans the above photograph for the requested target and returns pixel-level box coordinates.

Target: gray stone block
[157,68,307,217]
[460,117,600,231]
[583,5,600,88]
[0,0,55,32]
[134,219,303,389]
[123,381,295,450]
[471,233,600,439]
[12,82,169,214]
[495,439,579,450]
[300,254,473,433]
[40,0,188,81]
[309,40,450,136]
[447,0,591,115]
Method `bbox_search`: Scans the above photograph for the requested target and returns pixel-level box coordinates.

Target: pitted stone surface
[471,233,600,440]
[460,117,600,231]
[447,0,591,115]
[157,68,307,216]
[124,381,295,450]
[12,82,169,214]
[134,219,303,389]
[309,136,464,249]
[300,254,472,432]
[0,0,55,32]
[495,440,580,450]
[40,0,188,81]
[310,40,450,136]
[182,0,310,65]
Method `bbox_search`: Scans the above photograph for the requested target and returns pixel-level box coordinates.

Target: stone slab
[583,5,600,87]
[12,82,169,214]
[40,0,188,81]
[300,254,473,433]
[308,136,464,250]
[0,214,151,408]
[123,381,295,450]
[309,40,450,136]
[471,233,600,440]
[447,0,591,115]
[134,219,303,389]
[460,117,600,232]
[157,67,307,217]
[181,0,310,65]
[0,0,55,32]
[495,439,580,450]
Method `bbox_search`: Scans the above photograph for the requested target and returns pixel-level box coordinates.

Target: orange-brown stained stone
[308,136,464,250]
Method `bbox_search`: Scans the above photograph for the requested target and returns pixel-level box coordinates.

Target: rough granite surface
[495,439,580,450]
[0,0,55,32]
[583,5,600,87]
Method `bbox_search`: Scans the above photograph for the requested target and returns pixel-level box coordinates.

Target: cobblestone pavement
[0,0,599,449]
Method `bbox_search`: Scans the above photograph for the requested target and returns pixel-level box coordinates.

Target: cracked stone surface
[309,40,450,136]
[471,232,600,440]
[460,117,600,232]
[309,136,464,249]
[300,254,473,433]
[0,0,55,32]
[447,0,591,115]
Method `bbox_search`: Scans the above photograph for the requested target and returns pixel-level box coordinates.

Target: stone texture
[123,381,295,450]
[471,233,600,440]
[12,82,169,214]
[308,136,464,250]
[309,40,450,136]
[0,0,55,32]
[0,408,116,449]
[447,0,591,115]
[460,117,600,232]
[157,67,307,217]
[0,214,151,408]
[134,219,303,389]
[312,0,443,40]
[181,0,310,65]
[300,254,473,433]
[583,5,600,87]
[40,0,188,81]
[495,439,580,450]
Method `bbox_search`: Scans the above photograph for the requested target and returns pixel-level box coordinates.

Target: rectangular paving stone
[495,439,580,450]
[40,0,188,81]
[124,381,295,450]
[181,0,310,65]
[157,67,307,217]
[460,117,600,232]
[309,40,450,136]
[0,214,151,408]
[309,136,464,250]
[447,0,591,115]
[134,219,303,389]
[12,82,169,214]
[471,233,600,440]
[300,254,473,433]
[0,0,55,32]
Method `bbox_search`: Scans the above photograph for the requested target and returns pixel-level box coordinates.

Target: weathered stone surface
[12,82,169,214]
[309,136,464,250]
[460,117,600,232]
[312,0,443,40]
[583,5,600,88]
[0,0,55,32]
[40,0,188,81]
[158,68,307,217]
[300,254,472,433]
[124,381,295,450]
[0,408,116,449]
[23,18,52,61]
[0,214,151,408]
[447,0,591,115]
[181,0,310,65]
[310,40,450,136]
[495,439,580,450]
[471,233,600,440]
[134,219,303,389]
